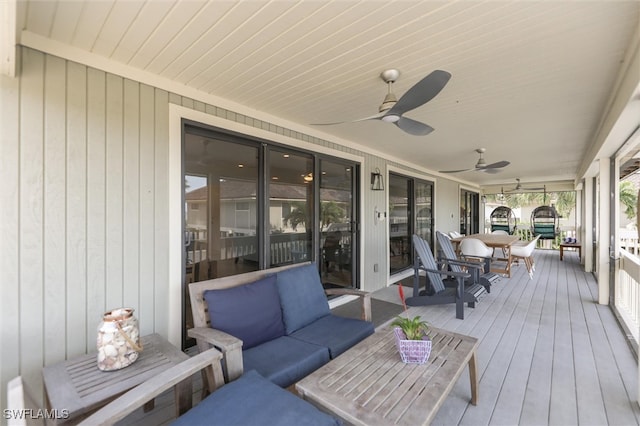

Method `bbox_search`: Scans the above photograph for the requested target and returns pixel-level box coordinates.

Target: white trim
[167,106,183,347]
[1,0,16,77]
[385,165,439,286]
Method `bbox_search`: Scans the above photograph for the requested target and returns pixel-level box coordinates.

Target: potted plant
[392,284,432,364]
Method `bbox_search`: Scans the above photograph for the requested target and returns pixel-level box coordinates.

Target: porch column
[597,160,610,305]
[583,178,593,273]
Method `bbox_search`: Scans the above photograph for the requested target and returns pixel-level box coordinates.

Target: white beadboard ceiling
[17,0,640,188]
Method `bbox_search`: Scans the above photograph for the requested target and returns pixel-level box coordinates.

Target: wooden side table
[42,333,191,424]
[559,242,581,261]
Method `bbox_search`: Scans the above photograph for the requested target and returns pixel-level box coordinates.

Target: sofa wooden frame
[187,261,371,388]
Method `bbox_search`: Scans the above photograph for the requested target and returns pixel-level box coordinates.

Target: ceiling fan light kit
[381,114,400,123]
[311,68,450,136]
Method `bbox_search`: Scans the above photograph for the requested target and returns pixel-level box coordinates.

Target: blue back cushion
[276,263,330,334]
[203,274,284,349]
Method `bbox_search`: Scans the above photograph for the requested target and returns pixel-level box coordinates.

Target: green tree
[320,201,346,230]
[283,201,309,231]
[485,190,576,218]
[283,201,346,231]
[552,191,576,218]
[620,180,637,220]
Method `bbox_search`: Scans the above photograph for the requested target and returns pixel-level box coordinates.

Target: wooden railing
[620,229,640,254]
[617,249,640,345]
[186,231,350,267]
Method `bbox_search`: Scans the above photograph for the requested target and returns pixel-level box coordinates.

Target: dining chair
[510,235,541,279]
[459,238,493,260]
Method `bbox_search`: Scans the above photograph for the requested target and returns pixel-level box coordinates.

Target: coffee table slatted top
[296,326,478,426]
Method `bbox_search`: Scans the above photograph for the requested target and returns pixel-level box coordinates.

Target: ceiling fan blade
[484,160,510,169]
[395,117,434,136]
[479,167,503,174]
[310,111,386,126]
[387,70,451,116]
[439,168,473,174]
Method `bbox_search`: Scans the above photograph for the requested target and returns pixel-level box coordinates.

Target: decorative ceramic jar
[393,327,432,364]
[97,308,142,371]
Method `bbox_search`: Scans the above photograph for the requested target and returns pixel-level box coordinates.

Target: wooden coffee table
[296,326,478,426]
[42,333,191,424]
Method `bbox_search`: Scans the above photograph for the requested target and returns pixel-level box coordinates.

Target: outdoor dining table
[450,233,520,277]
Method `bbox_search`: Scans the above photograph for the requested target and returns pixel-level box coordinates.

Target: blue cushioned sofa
[188,262,374,388]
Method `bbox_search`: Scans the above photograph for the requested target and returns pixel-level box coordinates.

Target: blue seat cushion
[276,263,330,334]
[243,336,330,388]
[290,314,375,358]
[171,370,341,426]
[203,274,284,349]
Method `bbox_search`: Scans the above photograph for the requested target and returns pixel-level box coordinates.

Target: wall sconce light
[481,195,487,204]
[371,168,384,191]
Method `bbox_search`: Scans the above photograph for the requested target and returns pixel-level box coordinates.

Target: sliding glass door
[460,189,480,235]
[182,123,360,347]
[389,172,434,275]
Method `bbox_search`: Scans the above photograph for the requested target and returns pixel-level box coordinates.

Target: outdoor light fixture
[371,168,384,191]
[481,195,487,204]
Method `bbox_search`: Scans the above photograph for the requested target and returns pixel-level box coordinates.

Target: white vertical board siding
[19,47,46,402]
[362,158,390,292]
[0,48,172,409]
[105,73,124,310]
[65,60,88,357]
[435,179,460,234]
[138,84,157,336]
[123,79,141,310]
[43,54,67,366]
[153,89,170,340]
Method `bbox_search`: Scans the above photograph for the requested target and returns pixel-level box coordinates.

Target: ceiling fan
[504,178,546,192]
[311,68,451,136]
[440,148,510,174]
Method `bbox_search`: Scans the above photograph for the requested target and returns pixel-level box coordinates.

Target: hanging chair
[530,205,559,240]
[490,206,517,234]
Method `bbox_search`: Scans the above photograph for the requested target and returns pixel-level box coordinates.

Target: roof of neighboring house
[185,180,350,202]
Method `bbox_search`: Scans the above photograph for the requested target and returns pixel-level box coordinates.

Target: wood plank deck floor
[122,249,640,425]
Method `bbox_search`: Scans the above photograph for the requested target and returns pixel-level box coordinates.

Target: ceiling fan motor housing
[379,92,397,113]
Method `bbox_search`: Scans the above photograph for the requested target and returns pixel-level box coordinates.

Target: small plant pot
[393,327,432,364]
